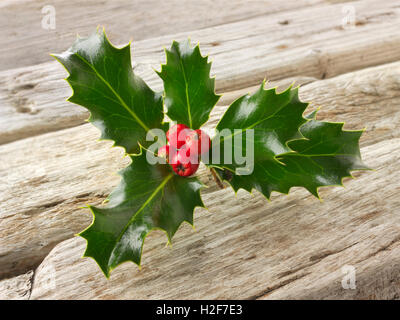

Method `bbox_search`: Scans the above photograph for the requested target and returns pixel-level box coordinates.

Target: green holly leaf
[212,87,368,198]
[157,39,220,129]
[277,118,368,197]
[211,83,308,170]
[54,31,369,277]
[53,29,163,154]
[80,148,204,277]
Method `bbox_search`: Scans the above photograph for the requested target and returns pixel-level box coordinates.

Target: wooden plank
[28,138,400,299]
[1,0,400,145]
[1,61,399,279]
[0,0,325,70]
[262,241,400,299]
[0,271,33,300]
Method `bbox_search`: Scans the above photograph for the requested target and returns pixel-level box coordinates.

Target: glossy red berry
[185,129,211,155]
[170,146,199,177]
[166,124,190,149]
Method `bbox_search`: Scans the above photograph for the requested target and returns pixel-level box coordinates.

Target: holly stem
[209,167,225,189]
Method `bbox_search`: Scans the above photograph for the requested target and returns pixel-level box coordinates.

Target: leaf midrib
[279,152,354,157]
[113,173,174,247]
[75,53,151,132]
[178,56,193,128]
[218,98,296,143]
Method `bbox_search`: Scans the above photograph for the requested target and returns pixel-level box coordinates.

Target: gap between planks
[0,61,399,281]
[27,137,400,299]
[0,0,327,70]
[1,0,400,145]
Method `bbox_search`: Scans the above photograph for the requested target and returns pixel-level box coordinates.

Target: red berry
[170,146,199,177]
[185,129,211,155]
[167,124,191,149]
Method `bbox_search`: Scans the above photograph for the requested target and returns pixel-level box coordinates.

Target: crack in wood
[357,235,400,263]
[248,273,311,300]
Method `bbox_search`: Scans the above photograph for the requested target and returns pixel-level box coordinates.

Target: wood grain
[0,271,33,300]
[29,138,400,299]
[0,0,325,70]
[1,0,400,144]
[1,61,399,279]
[1,0,399,300]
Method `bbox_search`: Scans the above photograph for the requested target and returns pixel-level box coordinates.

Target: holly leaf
[53,31,369,277]
[157,39,220,129]
[211,83,308,170]
[53,29,163,154]
[80,148,204,277]
[276,117,368,196]
[213,87,368,198]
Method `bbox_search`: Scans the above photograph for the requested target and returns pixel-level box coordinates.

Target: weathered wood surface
[1,0,400,144]
[1,0,399,300]
[29,138,400,299]
[0,0,325,70]
[0,271,33,300]
[1,61,399,281]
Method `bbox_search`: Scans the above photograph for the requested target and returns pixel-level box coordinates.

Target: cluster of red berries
[158,124,211,177]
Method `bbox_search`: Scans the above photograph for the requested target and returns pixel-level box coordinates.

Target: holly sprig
[54,29,368,277]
